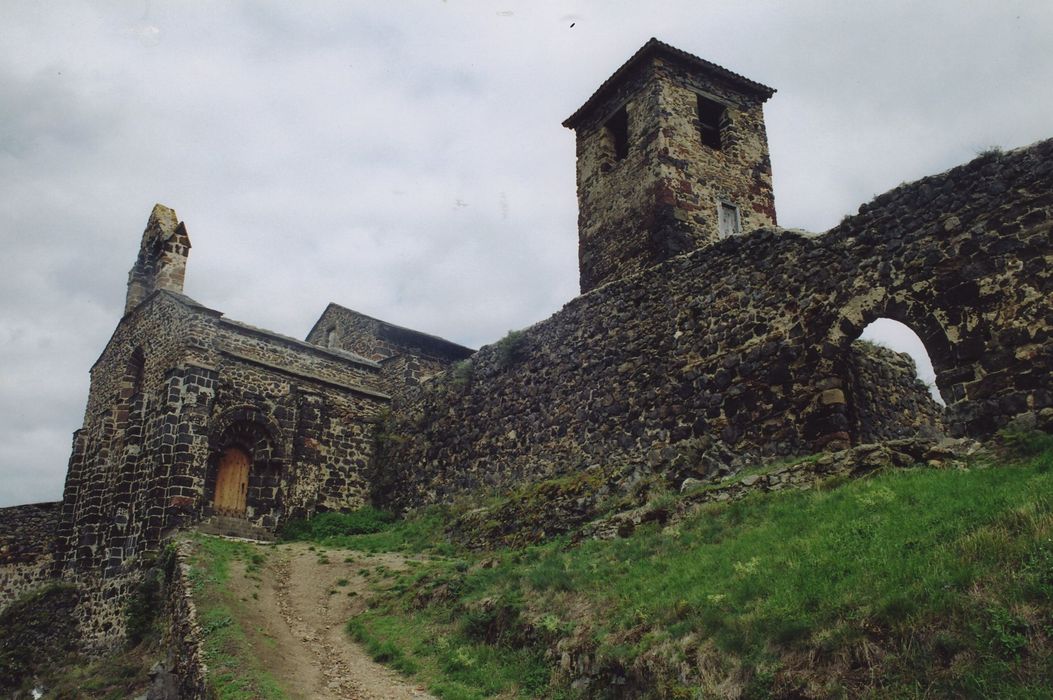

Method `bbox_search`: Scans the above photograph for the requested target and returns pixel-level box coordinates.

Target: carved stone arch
[205,404,286,522]
[209,404,286,464]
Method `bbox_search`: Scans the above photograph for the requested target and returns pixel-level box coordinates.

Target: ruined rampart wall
[846,341,945,443]
[0,501,61,611]
[164,542,208,698]
[380,140,1052,508]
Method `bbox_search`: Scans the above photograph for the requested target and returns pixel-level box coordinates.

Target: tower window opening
[604,106,629,161]
[697,94,726,150]
[718,201,741,238]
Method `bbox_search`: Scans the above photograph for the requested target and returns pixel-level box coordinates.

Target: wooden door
[214,447,250,515]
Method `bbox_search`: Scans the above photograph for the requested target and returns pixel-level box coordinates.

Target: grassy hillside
[288,432,1053,698]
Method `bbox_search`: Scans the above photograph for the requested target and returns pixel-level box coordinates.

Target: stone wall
[164,542,208,699]
[378,140,1052,510]
[0,501,60,611]
[59,292,212,576]
[846,341,945,443]
[124,204,191,315]
[306,303,473,402]
[54,285,390,650]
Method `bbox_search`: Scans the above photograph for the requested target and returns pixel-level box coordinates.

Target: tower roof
[562,38,776,129]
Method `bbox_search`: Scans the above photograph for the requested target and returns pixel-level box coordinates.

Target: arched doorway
[808,293,957,450]
[847,318,947,443]
[214,446,250,515]
[858,318,945,405]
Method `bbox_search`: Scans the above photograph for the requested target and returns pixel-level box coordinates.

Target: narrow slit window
[697,95,726,150]
[605,106,629,161]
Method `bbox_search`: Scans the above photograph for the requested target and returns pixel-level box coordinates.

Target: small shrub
[125,568,164,646]
[526,554,574,592]
[999,428,1053,460]
[202,613,233,635]
[280,507,397,541]
[493,329,527,369]
[348,620,419,675]
[462,594,527,646]
[450,359,474,387]
[984,606,1029,661]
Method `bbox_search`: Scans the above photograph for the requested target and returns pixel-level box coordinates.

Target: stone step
[196,515,275,542]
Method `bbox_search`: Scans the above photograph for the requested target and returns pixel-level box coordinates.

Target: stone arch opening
[844,318,948,444]
[205,406,285,526]
[859,319,945,406]
[810,294,960,450]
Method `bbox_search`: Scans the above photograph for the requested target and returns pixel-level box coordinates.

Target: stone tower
[563,38,777,293]
[124,203,191,314]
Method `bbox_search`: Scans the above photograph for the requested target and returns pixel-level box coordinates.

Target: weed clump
[450,359,474,387]
[493,329,528,369]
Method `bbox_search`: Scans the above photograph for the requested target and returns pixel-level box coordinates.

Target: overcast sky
[2,1,1051,506]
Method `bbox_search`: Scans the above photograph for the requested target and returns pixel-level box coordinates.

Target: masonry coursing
[306,303,474,404]
[0,501,60,610]
[846,341,946,443]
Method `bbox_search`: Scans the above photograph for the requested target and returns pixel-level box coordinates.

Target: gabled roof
[562,38,776,129]
[309,303,475,360]
[96,290,380,373]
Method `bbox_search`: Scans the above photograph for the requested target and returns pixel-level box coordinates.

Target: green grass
[349,612,551,699]
[280,506,396,540]
[285,504,459,555]
[188,535,287,699]
[335,434,1053,697]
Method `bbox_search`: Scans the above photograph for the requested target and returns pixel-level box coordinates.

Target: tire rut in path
[265,543,434,700]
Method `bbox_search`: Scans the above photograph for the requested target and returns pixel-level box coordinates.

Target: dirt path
[226,541,434,699]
